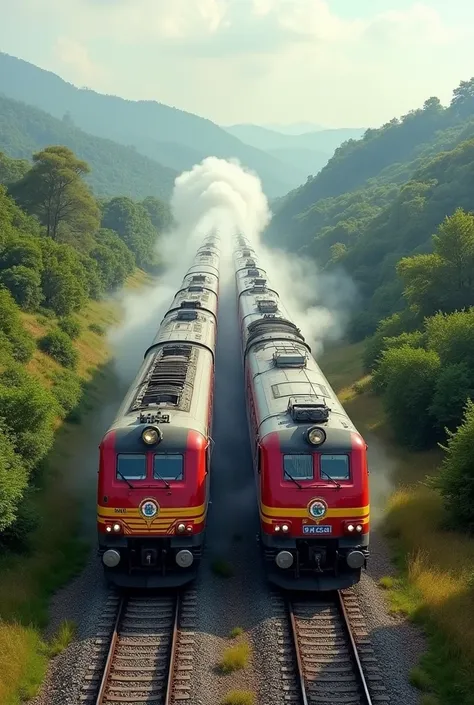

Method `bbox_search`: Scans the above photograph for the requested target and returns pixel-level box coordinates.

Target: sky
[0,0,473,128]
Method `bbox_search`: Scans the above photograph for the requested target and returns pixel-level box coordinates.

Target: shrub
[0,288,35,362]
[0,492,39,551]
[229,627,243,638]
[38,329,79,369]
[221,691,256,705]
[374,345,440,449]
[0,423,28,532]
[218,642,251,673]
[429,363,474,432]
[50,370,83,417]
[58,316,82,340]
[363,309,420,372]
[0,370,58,470]
[89,322,106,336]
[0,265,43,310]
[435,399,474,532]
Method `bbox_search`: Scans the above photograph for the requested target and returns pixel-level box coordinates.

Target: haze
[1,0,473,127]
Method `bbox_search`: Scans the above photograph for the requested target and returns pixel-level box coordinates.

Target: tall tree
[10,146,100,241]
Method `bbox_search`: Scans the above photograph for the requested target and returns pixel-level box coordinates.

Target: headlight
[307,427,326,446]
[106,525,112,533]
[113,523,121,533]
[142,426,161,445]
[347,524,355,532]
[176,523,186,533]
[281,524,289,533]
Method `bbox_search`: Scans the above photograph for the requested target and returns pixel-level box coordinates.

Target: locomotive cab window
[154,454,184,481]
[283,454,313,480]
[117,454,147,480]
[320,454,350,481]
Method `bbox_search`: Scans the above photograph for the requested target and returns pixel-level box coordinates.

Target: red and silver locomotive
[97,235,220,588]
[234,235,369,591]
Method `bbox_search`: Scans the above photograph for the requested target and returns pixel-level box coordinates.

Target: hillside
[264,83,474,337]
[0,53,294,197]
[224,123,365,152]
[0,94,177,200]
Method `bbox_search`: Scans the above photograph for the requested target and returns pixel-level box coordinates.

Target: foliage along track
[270,588,389,705]
[79,589,197,705]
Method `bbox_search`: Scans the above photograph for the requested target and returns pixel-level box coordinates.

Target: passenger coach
[234,235,370,591]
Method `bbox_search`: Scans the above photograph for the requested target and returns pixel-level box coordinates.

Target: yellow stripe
[97,503,206,518]
[261,503,370,519]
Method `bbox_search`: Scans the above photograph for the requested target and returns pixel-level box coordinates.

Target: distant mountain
[266,148,330,180]
[0,94,177,200]
[0,53,295,198]
[224,123,366,153]
[262,122,325,135]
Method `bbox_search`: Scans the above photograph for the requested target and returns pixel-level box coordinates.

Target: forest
[267,77,474,535]
[0,146,171,546]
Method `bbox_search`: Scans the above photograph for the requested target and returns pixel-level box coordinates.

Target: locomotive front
[97,235,219,588]
[234,235,370,591]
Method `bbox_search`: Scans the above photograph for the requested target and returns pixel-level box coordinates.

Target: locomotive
[97,234,220,588]
[233,235,369,591]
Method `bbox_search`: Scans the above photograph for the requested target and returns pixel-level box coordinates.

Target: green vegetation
[229,627,244,638]
[221,691,256,705]
[218,641,251,673]
[0,94,176,200]
[267,78,474,337]
[0,141,168,704]
[321,342,474,705]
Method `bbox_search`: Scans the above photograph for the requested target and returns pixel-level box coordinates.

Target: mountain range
[0,52,364,198]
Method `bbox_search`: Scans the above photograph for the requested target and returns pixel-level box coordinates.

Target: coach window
[117,454,147,480]
[320,454,350,481]
[283,454,313,480]
[154,454,184,481]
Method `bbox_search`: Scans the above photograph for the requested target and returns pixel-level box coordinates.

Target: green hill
[0,52,294,198]
[264,83,474,337]
[0,94,177,200]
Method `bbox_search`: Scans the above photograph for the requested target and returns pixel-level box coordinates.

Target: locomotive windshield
[154,454,184,481]
[283,454,313,480]
[321,454,350,480]
[117,454,146,480]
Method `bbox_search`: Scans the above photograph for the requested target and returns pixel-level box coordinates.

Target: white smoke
[108,156,355,383]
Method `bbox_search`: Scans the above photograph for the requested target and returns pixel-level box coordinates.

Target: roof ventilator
[200,250,213,256]
[180,300,201,309]
[131,345,192,411]
[274,350,306,368]
[191,275,206,283]
[177,309,198,321]
[247,268,260,277]
[258,299,278,314]
[189,285,204,292]
[139,410,170,424]
[246,258,256,267]
[288,397,330,423]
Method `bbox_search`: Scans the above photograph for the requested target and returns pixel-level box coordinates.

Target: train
[233,234,370,591]
[97,234,220,588]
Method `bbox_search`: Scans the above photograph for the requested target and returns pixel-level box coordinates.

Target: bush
[374,345,441,449]
[218,642,251,673]
[221,692,256,705]
[0,423,28,532]
[38,329,79,369]
[0,373,58,470]
[363,309,420,372]
[429,363,474,433]
[58,316,82,340]
[0,288,35,362]
[0,492,39,551]
[435,399,474,532]
[89,322,106,336]
[50,370,83,417]
[425,309,474,373]
[0,265,43,310]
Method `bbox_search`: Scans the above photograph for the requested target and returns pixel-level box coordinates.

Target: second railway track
[80,589,197,705]
[272,588,390,705]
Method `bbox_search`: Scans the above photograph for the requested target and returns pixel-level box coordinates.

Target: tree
[435,399,474,532]
[0,423,28,532]
[0,152,30,187]
[10,146,100,241]
[373,345,440,449]
[397,209,474,317]
[101,197,157,269]
[0,265,43,310]
[0,288,35,362]
[450,77,474,118]
[141,196,173,232]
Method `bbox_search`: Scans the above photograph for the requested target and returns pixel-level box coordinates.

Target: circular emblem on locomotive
[139,498,159,519]
[308,498,328,520]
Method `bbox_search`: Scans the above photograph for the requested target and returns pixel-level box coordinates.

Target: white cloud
[1,0,473,126]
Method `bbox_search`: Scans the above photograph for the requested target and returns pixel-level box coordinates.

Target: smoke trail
[108,156,356,383]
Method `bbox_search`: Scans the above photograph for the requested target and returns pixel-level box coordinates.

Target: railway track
[80,590,197,705]
[272,588,390,705]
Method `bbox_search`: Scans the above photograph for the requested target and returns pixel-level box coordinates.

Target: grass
[320,341,474,705]
[221,691,256,705]
[229,627,244,638]
[218,641,251,673]
[0,270,145,705]
[211,558,234,578]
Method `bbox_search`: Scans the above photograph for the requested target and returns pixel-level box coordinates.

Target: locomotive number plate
[303,524,332,534]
